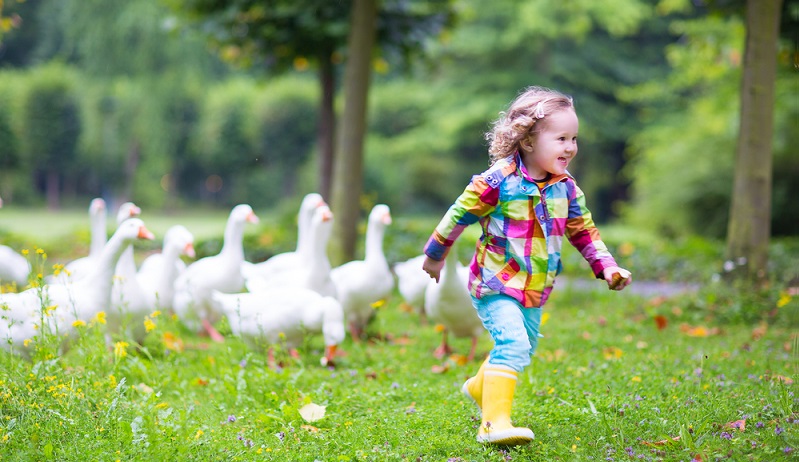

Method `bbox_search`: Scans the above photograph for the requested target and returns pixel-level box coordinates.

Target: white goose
[54,198,107,282]
[0,246,30,289]
[211,288,344,367]
[244,193,326,280]
[0,195,30,287]
[244,204,336,297]
[136,225,195,312]
[393,254,431,321]
[172,204,259,342]
[424,255,483,361]
[0,219,154,357]
[60,201,140,282]
[330,204,394,340]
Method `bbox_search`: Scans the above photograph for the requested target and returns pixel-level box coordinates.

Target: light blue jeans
[472,294,543,372]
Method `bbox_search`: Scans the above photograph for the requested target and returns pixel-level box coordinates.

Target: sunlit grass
[1,209,797,460]
[0,205,244,243]
[0,278,796,461]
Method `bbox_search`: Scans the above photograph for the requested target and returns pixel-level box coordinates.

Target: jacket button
[539,215,546,221]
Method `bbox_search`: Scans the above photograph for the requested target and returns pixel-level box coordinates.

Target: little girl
[422,86,631,446]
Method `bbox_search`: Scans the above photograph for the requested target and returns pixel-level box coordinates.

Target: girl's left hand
[603,267,632,291]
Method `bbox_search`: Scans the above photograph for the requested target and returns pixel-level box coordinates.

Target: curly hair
[485,86,575,165]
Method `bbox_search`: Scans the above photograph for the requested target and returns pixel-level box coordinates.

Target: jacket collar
[513,152,571,186]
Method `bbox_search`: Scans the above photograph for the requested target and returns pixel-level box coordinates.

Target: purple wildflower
[776,426,784,435]
[228,414,237,423]
[694,368,703,377]
[720,431,733,440]
[785,447,794,455]
[276,431,285,442]
[756,422,765,428]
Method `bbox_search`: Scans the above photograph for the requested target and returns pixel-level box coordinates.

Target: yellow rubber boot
[477,367,534,446]
[461,358,489,415]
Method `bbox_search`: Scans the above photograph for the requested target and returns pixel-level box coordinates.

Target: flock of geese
[0,194,485,366]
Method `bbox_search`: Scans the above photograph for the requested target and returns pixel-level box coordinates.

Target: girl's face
[521,108,579,179]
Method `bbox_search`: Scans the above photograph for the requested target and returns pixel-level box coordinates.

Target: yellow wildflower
[93,311,106,325]
[23,339,31,347]
[114,341,129,359]
[150,310,161,318]
[144,317,156,333]
[72,320,86,328]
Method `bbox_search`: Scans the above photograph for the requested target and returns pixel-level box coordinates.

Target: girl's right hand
[422,256,445,283]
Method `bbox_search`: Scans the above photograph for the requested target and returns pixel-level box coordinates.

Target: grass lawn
[1,207,797,460]
[0,278,796,461]
[0,205,241,243]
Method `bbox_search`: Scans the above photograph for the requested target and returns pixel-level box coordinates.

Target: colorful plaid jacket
[424,153,618,308]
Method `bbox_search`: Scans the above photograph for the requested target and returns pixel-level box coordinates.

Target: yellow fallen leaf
[299,403,326,422]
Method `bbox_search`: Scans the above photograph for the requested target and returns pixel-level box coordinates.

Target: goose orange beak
[138,226,155,240]
[184,243,196,258]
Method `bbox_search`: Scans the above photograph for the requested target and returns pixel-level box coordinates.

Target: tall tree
[330,0,378,264]
[725,0,784,283]
[167,0,453,203]
[167,0,350,201]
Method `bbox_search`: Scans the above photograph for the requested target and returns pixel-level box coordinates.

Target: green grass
[0,276,797,461]
[1,208,798,460]
[0,205,245,243]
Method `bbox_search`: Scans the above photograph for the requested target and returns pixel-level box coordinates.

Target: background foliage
[0,0,797,235]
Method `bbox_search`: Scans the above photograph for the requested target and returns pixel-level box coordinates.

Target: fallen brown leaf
[642,436,680,446]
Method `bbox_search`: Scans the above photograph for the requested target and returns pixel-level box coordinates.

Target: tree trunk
[318,54,336,202]
[123,139,141,203]
[330,0,377,265]
[46,169,59,210]
[725,0,783,283]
